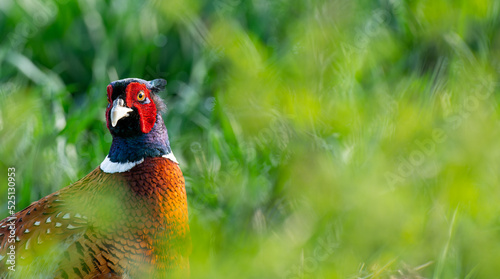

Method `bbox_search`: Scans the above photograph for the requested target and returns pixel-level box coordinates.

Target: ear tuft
[148,79,167,93]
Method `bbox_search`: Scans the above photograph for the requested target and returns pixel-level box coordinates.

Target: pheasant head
[101,78,177,173]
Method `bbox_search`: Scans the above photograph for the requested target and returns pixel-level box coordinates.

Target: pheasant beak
[111,98,133,127]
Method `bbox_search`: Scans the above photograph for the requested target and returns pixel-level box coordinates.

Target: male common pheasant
[0,78,190,278]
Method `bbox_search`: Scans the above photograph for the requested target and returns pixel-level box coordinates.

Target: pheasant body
[0,78,190,278]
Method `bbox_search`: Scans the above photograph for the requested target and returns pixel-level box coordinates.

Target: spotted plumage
[0,78,190,278]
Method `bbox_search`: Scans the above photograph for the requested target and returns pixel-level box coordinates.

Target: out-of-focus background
[1,0,500,277]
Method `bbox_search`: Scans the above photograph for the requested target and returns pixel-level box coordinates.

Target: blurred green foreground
[1,0,500,278]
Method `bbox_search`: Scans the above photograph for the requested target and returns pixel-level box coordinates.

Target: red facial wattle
[125,82,157,134]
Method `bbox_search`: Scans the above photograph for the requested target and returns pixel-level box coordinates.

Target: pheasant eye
[137,91,146,101]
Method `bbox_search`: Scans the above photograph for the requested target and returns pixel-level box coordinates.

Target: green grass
[2,0,500,277]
